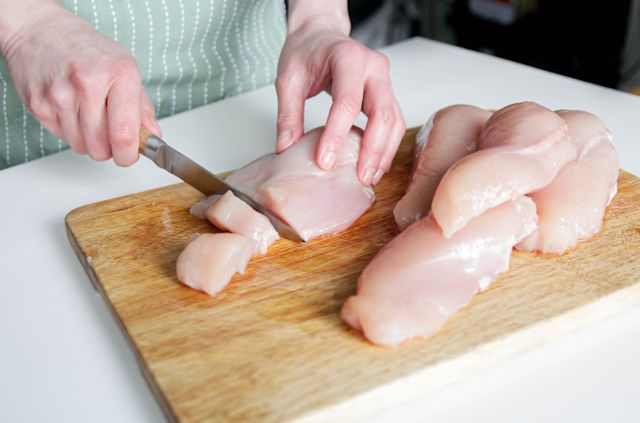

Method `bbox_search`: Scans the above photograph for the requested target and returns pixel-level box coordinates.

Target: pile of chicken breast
[343,102,619,346]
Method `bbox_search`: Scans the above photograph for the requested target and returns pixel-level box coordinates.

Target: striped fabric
[0,0,286,169]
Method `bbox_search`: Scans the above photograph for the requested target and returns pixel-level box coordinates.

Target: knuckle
[68,140,86,155]
[364,152,383,170]
[109,123,136,148]
[326,132,347,150]
[89,148,111,161]
[86,134,111,160]
[69,67,99,93]
[47,83,74,111]
[110,57,140,81]
[375,105,396,125]
[275,68,301,94]
[274,77,286,95]
[336,93,362,116]
[70,56,139,93]
[336,41,366,62]
[114,153,137,167]
[367,141,386,157]
[374,52,391,71]
[276,112,295,128]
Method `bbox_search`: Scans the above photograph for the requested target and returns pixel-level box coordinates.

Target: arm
[277,0,406,185]
[0,0,160,166]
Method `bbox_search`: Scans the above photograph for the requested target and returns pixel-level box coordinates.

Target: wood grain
[66,127,640,423]
[139,126,153,153]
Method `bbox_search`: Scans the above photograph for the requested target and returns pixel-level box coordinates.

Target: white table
[1,38,639,422]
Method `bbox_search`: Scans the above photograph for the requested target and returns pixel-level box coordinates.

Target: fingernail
[276,131,291,151]
[372,168,384,185]
[362,164,375,185]
[320,149,337,169]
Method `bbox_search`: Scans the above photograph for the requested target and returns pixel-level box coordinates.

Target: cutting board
[66,127,640,422]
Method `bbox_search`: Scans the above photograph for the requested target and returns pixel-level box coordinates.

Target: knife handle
[139,127,167,166]
[139,127,153,154]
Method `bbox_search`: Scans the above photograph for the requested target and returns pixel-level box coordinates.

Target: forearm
[286,0,351,35]
[0,0,64,56]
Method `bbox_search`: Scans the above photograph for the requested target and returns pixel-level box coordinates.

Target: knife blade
[139,127,303,242]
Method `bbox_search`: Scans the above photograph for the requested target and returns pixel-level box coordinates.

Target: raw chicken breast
[431,102,576,238]
[480,102,569,148]
[189,195,220,220]
[341,197,537,346]
[176,233,254,297]
[516,110,619,253]
[393,105,491,231]
[225,126,375,241]
[204,191,279,254]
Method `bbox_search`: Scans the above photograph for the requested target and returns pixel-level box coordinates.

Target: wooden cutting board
[66,127,640,423]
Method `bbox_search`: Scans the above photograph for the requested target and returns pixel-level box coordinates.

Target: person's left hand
[275,20,406,186]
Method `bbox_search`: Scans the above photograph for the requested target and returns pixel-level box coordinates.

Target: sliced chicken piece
[189,195,221,220]
[225,126,375,241]
[393,105,491,231]
[516,110,619,254]
[190,193,278,253]
[431,102,576,238]
[203,191,279,254]
[176,233,254,297]
[341,196,537,347]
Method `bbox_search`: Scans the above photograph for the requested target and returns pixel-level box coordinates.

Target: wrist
[0,0,65,57]
[287,0,351,36]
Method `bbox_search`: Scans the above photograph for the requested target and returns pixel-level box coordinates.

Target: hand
[275,2,406,186]
[0,2,161,166]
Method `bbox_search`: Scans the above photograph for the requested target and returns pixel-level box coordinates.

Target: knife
[138,127,303,242]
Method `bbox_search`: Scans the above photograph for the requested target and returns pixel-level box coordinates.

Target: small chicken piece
[225,126,375,241]
[393,105,491,231]
[516,110,619,254]
[431,102,576,238]
[176,233,254,297]
[204,191,279,254]
[189,195,220,220]
[341,196,537,346]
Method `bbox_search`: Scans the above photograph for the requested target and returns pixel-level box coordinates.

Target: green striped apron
[0,0,286,170]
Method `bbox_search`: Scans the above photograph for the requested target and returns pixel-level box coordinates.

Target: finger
[79,92,111,161]
[317,60,365,170]
[37,110,65,144]
[41,119,66,144]
[57,109,87,155]
[141,91,162,137]
[275,69,305,152]
[106,76,141,166]
[46,82,87,154]
[26,95,64,141]
[359,77,401,185]
[376,109,406,184]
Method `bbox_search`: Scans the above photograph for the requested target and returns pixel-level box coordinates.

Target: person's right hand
[0,3,161,166]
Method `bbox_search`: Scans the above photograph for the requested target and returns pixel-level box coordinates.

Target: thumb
[275,70,305,152]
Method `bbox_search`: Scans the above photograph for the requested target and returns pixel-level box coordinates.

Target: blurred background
[348,0,640,93]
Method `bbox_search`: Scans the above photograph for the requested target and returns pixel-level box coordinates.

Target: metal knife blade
[139,128,304,242]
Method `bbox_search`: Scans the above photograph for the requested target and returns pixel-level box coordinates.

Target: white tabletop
[1,37,639,422]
